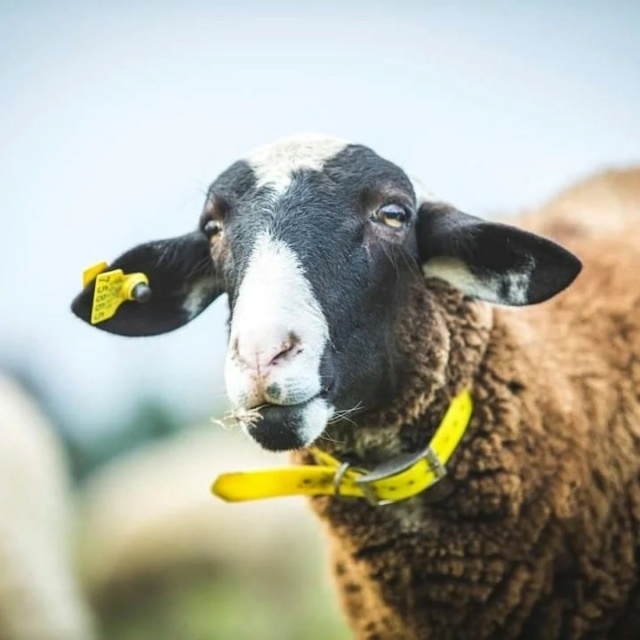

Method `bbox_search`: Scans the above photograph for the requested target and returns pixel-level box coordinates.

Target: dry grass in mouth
[212,401,364,434]
[211,406,265,431]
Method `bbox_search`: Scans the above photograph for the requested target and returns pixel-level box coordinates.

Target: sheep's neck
[292,281,573,639]
[302,279,493,474]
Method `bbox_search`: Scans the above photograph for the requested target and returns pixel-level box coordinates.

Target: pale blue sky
[1,1,639,433]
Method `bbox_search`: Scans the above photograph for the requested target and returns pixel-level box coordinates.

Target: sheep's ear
[416,203,582,305]
[71,231,223,336]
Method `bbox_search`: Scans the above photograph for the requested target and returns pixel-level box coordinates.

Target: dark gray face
[71,135,582,451]
[208,140,423,450]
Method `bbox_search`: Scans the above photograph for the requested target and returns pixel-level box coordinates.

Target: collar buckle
[352,445,448,507]
[423,446,447,480]
[332,461,353,497]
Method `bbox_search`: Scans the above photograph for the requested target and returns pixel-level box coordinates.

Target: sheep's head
[71,135,581,451]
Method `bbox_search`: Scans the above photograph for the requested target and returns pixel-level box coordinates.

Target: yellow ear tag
[82,262,151,325]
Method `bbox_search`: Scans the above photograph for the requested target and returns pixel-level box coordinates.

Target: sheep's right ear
[71,231,223,336]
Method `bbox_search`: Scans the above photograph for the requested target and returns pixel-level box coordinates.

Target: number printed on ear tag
[91,269,129,325]
[82,262,150,325]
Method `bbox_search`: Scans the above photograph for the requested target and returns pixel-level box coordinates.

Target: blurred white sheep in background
[0,375,96,640]
[78,426,345,639]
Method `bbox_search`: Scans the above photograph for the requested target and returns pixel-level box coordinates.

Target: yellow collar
[211,389,473,506]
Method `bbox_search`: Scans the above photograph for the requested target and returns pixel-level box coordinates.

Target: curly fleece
[293,168,640,640]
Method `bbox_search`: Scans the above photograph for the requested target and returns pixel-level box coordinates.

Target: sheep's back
[518,166,640,243]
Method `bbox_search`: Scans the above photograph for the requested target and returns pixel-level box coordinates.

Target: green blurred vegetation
[97,569,350,640]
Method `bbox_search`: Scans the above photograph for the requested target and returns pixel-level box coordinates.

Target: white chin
[298,397,334,446]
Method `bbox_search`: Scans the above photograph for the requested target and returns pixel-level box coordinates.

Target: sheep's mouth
[244,395,333,452]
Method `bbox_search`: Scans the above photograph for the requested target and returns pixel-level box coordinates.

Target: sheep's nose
[231,331,301,375]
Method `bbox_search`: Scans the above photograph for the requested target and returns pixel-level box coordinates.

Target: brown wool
[292,167,640,639]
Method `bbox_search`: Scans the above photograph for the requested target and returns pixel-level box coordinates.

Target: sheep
[0,374,96,640]
[70,134,640,639]
[77,426,345,638]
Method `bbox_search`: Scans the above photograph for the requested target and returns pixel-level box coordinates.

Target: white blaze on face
[225,232,334,443]
[246,133,348,194]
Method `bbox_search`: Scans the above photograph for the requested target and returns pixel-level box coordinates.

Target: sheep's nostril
[232,330,303,373]
[269,332,301,366]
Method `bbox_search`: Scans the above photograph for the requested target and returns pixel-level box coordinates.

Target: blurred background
[0,1,638,638]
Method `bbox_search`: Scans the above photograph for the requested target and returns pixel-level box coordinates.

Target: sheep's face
[72,135,582,451]
[209,139,424,451]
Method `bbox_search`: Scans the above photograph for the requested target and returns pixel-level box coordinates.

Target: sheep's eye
[202,219,223,239]
[377,204,411,229]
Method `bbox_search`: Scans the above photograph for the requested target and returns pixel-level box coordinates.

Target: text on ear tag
[82,262,151,325]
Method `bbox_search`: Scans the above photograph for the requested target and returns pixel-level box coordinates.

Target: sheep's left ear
[416,203,582,305]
